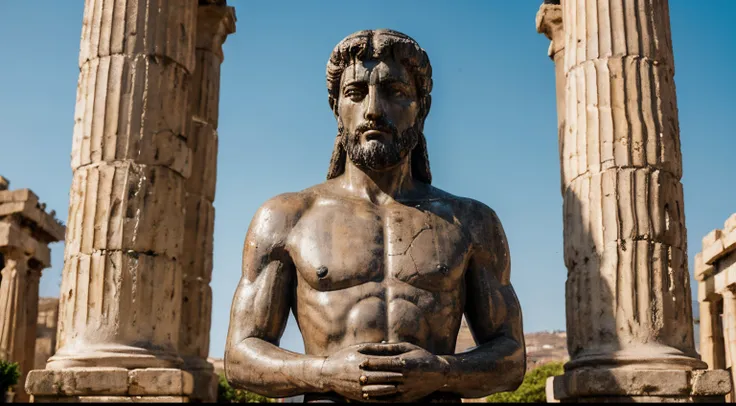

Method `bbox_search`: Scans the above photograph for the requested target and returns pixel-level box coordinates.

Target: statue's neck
[341,158,416,204]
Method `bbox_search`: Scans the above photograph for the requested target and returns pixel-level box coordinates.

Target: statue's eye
[344,87,366,100]
[391,88,407,98]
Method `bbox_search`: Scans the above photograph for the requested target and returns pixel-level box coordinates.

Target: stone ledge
[32,395,188,403]
[549,369,731,401]
[702,213,736,265]
[26,368,193,397]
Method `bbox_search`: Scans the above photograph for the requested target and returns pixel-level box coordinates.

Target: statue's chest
[288,202,472,291]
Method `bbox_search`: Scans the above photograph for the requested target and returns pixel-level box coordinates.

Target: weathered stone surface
[26,0,235,403]
[35,298,60,370]
[550,369,730,400]
[51,251,182,367]
[26,368,129,395]
[26,368,192,397]
[71,56,192,177]
[32,395,189,403]
[0,199,65,241]
[128,368,193,396]
[63,164,186,260]
[0,222,51,267]
[78,0,197,72]
[0,181,64,402]
[186,123,218,201]
[178,5,234,402]
[538,0,729,402]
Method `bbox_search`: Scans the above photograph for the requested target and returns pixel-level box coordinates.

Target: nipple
[316,266,329,279]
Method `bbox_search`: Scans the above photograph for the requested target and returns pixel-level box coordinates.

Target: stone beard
[338,116,420,172]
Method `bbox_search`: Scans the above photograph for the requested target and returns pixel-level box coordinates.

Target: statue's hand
[359,342,450,402]
[320,343,405,402]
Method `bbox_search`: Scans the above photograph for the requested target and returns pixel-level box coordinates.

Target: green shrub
[486,361,564,403]
[0,360,20,392]
[217,374,272,403]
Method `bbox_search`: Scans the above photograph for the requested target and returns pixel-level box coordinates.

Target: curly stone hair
[325,29,434,184]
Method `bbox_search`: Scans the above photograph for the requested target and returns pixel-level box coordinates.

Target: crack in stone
[388,224,431,257]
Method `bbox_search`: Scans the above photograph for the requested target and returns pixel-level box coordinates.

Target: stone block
[550,369,730,401]
[703,229,725,265]
[0,189,38,205]
[128,368,193,396]
[694,252,716,282]
[690,369,731,396]
[725,214,736,233]
[27,368,193,399]
[33,395,188,403]
[26,368,129,396]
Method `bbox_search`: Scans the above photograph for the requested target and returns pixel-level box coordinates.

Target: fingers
[359,371,404,385]
[360,357,406,372]
[361,384,399,399]
[358,342,416,356]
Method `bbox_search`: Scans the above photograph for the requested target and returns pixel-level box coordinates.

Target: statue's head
[326,29,433,183]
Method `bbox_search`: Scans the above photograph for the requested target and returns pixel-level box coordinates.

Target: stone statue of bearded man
[225,29,526,403]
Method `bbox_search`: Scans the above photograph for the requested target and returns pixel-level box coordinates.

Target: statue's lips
[362,130,391,141]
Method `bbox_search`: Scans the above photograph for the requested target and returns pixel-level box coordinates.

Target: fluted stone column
[180,2,235,402]
[0,252,28,365]
[546,0,730,401]
[535,0,566,194]
[0,251,32,402]
[26,0,199,402]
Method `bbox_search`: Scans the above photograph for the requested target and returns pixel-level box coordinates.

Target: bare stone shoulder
[247,191,315,248]
[421,185,510,284]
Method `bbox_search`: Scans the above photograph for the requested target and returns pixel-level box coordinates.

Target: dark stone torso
[287,186,473,356]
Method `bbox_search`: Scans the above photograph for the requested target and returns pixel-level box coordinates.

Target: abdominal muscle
[295,280,460,356]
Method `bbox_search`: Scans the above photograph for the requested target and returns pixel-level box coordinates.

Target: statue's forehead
[340,58,411,86]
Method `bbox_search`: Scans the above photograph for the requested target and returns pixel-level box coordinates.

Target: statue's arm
[439,202,525,398]
[224,194,325,398]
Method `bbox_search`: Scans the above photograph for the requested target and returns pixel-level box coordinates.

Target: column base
[45,343,183,369]
[183,358,218,403]
[547,368,731,403]
[25,367,192,402]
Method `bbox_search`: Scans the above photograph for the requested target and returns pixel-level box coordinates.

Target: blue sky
[0,1,734,358]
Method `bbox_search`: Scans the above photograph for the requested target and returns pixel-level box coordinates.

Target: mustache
[354,119,397,136]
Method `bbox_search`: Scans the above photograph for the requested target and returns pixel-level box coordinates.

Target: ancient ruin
[0,0,725,403]
[697,213,736,401]
[24,0,235,402]
[536,0,730,402]
[0,177,65,402]
[34,298,59,371]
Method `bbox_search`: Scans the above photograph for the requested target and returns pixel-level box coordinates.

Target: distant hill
[455,319,569,371]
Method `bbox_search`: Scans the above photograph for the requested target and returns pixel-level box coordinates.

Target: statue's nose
[364,87,383,121]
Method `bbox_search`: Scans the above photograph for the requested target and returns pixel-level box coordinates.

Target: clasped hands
[319,341,450,402]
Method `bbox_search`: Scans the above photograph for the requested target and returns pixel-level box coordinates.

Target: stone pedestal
[538,0,730,401]
[26,0,200,402]
[26,368,192,403]
[180,3,235,402]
